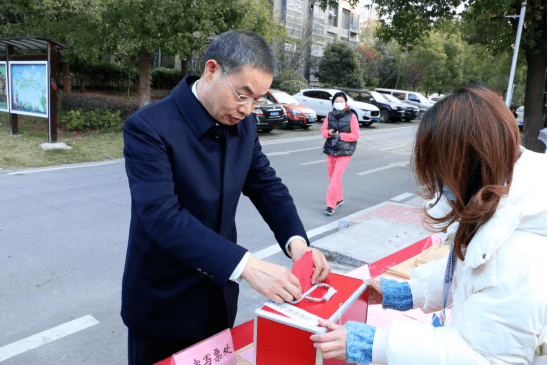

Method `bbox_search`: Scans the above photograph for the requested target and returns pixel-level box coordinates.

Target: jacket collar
[170,75,239,138]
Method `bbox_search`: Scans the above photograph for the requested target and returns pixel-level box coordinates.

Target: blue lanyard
[439,248,456,326]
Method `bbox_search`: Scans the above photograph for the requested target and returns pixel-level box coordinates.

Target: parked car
[292,88,380,126]
[340,88,406,123]
[516,106,524,118]
[251,99,288,133]
[428,93,446,103]
[375,88,433,117]
[382,94,420,121]
[516,105,524,130]
[265,89,317,129]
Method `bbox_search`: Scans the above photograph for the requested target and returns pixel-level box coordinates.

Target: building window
[349,13,360,33]
[286,0,303,11]
[327,32,336,44]
[342,9,350,29]
[327,5,338,27]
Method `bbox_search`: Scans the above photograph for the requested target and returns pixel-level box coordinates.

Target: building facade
[273,0,362,85]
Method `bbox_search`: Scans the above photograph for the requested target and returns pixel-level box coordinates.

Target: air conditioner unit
[328,10,335,17]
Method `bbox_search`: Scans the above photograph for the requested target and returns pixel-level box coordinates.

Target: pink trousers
[326,155,351,208]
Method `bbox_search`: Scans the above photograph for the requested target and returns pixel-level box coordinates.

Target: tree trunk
[62,61,71,94]
[522,46,547,153]
[138,47,152,108]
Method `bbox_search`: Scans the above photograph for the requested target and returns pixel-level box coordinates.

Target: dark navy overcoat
[121,75,308,338]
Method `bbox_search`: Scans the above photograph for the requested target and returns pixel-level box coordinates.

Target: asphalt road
[0,119,419,364]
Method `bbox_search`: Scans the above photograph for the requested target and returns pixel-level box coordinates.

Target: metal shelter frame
[0,36,69,143]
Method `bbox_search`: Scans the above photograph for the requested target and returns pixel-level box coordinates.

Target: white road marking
[7,160,123,175]
[301,160,327,165]
[251,202,391,260]
[0,315,99,362]
[357,161,408,176]
[266,147,320,156]
[253,244,284,259]
[391,192,415,202]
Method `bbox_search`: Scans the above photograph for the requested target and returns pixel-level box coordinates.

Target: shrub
[151,67,183,90]
[61,93,140,120]
[279,79,308,95]
[272,69,306,90]
[59,107,123,132]
[69,60,139,91]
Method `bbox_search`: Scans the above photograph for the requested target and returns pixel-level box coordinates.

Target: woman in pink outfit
[321,92,360,215]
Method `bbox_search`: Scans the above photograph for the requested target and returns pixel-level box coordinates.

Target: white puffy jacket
[372,148,547,364]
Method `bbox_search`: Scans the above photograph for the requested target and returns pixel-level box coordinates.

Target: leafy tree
[96,0,245,106]
[356,45,383,87]
[240,0,287,43]
[371,0,547,152]
[317,41,363,88]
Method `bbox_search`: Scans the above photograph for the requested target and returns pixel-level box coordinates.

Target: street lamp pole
[505,1,527,107]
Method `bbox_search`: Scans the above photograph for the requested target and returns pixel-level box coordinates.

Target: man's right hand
[241,255,302,303]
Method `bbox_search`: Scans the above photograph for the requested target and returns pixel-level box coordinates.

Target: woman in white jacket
[311,85,547,364]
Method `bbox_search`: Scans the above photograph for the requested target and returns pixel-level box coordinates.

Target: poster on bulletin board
[8,61,48,118]
[0,61,8,112]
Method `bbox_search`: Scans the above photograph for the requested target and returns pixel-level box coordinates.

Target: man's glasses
[223,71,262,107]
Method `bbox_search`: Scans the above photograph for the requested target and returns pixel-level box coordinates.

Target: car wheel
[380,109,390,123]
[361,122,373,127]
[302,125,311,129]
[419,110,425,119]
[261,128,273,133]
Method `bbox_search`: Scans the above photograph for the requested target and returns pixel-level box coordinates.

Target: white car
[375,88,434,117]
[516,106,524,130]
[516,106,524,118]
[292,89,381,126]
[428,94,445,103]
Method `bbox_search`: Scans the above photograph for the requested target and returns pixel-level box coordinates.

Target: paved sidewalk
[311,196,433,268]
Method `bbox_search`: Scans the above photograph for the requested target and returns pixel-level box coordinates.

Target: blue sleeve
[345,321,376,364]
[381,277,413,311]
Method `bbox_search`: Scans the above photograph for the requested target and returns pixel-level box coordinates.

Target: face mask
[442,185,456,201]
[333,102,346,111]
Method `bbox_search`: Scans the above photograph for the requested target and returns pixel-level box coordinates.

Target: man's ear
[203,60,220,82]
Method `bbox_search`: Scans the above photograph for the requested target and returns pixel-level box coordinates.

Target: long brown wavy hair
[413,85,521,261]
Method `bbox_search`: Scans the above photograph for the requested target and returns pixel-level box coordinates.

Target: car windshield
[257,98,273,107]
[271,91,300,104]
[414,93,430,103]
[370,91,388,102]
[383,94,400,103]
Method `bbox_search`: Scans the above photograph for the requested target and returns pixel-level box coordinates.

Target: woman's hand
[310,318,347,360]
[366,278,384,305]
[328,129,339,137]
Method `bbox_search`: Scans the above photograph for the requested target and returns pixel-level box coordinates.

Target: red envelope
[291,251,314,294]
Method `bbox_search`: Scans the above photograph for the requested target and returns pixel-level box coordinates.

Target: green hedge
[152,67,184,90]
[70,61,139,91]
[68,61,183,91]
[61,92,140,121]
[59,107,123,132]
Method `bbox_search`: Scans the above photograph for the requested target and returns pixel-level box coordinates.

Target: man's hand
[310,318,347,360]
[241,255,302,303]
[289,239,331,285]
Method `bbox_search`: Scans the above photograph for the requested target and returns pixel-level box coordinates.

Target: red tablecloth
[155,236,433,365]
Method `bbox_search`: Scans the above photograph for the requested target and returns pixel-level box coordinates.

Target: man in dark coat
[121,30,331,365]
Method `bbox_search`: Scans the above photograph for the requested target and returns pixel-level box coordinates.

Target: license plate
[270,111,279,116]
[308,118,315,123]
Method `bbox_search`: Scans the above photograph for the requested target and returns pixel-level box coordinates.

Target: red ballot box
[254,273,369,365]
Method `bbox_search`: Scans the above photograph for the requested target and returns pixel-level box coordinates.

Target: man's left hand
[289,239,331,284]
